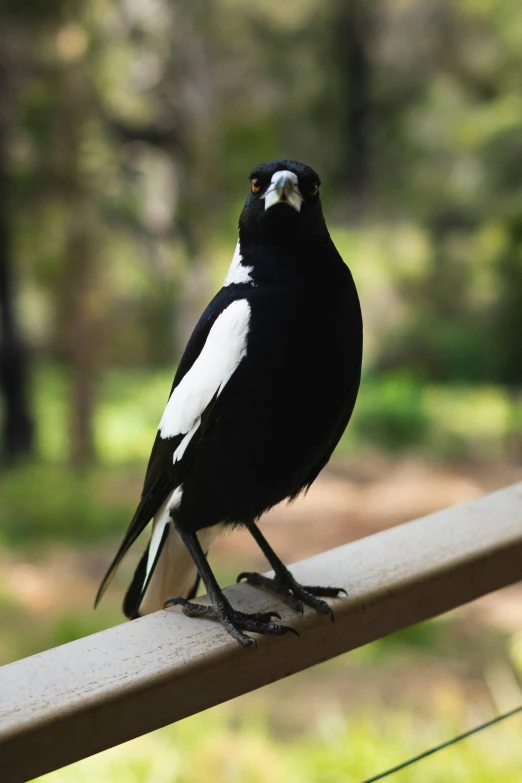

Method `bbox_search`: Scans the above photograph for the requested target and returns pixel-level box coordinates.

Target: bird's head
[238,160,324,245]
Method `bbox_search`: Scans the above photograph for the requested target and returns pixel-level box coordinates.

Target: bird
[96,159,363,646]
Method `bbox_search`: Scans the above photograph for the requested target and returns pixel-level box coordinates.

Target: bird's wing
[303,310,362,489]
[301,384,360,494]
[95,289,250,607]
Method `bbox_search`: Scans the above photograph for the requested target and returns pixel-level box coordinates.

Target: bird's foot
[237,571,346,621]
[163,595,299,647]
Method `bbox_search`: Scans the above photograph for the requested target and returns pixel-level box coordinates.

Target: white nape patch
[144,485,183,586]
[224,241,254,287]
[264,170,303,212]
[159,299,251,458]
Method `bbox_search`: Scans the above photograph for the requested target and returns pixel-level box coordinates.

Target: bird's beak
[264,171,303,212]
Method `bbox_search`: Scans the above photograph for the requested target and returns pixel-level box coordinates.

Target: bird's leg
[237,522,346,620]
[163,526,298,647]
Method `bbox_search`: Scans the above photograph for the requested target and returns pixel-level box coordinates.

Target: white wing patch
[224,241,254,287]
[159,299,251,460]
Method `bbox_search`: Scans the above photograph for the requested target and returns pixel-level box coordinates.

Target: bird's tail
[124,503,221,619]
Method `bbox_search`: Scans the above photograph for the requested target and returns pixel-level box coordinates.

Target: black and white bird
[96,159,363,646]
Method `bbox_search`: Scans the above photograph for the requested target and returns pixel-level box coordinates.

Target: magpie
[96,159,363,646]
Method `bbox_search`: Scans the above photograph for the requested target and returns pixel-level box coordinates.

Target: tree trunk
[0,47,34,463]
[169,0,220,355]
[333,0,374,210]
[57,60,99,467]
[63,192,99,467]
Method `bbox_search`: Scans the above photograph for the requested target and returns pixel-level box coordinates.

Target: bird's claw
[163,595,297,646]
[237,571,345,622]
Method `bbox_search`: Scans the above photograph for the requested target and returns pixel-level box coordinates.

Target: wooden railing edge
[1,481,522,783]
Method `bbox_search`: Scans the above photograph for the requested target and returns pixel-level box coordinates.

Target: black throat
[238,219,336,289]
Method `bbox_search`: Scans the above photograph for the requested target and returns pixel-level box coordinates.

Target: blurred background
[1,0,522,780]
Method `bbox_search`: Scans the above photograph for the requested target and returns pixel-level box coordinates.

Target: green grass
[340,372,521,459]
[0,463,137,548]
[35,700,522,783]
[34,364,169,464]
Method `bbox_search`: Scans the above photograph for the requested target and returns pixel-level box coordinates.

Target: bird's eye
[251,178,261,193]
[310,183,319,196]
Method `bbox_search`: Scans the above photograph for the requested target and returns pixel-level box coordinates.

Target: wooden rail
[1,483,522,783]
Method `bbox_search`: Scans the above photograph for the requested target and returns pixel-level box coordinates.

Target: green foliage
[340,373,521,460]
[0,464,135,547]
[352,619,447,664]
[34,700,522,783]
[351,373,430,451]
[33,364,167,464]
[6,0,522,393]
[424,384,515,460]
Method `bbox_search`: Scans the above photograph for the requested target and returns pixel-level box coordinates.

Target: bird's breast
[236,283,359,424]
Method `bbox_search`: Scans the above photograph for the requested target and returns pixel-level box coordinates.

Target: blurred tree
[331,0,374,209]
[162,0,221,350]
[494,215,522,385]
[55,23,101,466]
[362,0,522,383]
[2,0,522,468]
[6,4,103,466]
[105,0,221,350]
[0,47,34,463]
